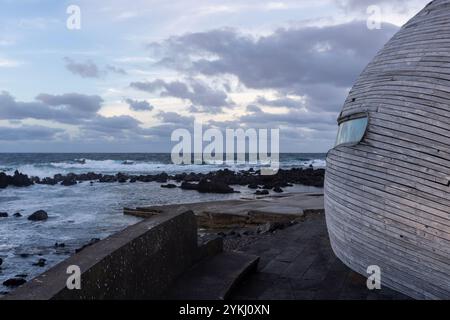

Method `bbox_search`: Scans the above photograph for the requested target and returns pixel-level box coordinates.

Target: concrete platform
[125,193,325,228]
[229,213,411,300]
[167,251,259,300]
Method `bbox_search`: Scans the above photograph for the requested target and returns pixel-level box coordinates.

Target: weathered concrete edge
[3,210,211,300]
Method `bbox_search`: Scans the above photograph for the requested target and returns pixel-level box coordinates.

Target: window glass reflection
[335,117,368,147]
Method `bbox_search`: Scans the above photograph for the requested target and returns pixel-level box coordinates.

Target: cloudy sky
[0,0,430,152]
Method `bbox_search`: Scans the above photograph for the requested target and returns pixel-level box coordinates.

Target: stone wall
[3,210,212,300]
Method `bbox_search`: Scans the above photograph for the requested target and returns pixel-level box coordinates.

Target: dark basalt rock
[155,172,169,183]
[99,175,116,183]
[161,184,177,188]
[3,278,27,287]
[28,210,48,221]
[52,174,64,183]
[0,257,3,266]
[61,178,77,186]
[255,190,270,195]
[197,178,234,194]
[0,212,8,218]
[0,172,8,189]
[13,212,22,217]
[0,171,33,188]
[117,173,129,183]
[273,187,284,193]
[38,177,58,185]
[258,221,289,234]
[0,167,325,192]
[77,172,102,181]
[33,258,46,267]
[10,171,33,187]
[180,181,199,190]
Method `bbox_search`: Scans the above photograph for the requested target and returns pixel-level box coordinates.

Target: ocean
[0,153,326,294]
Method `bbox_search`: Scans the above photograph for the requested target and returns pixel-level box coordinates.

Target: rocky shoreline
[0,167,324,295]
[0,167,324,194]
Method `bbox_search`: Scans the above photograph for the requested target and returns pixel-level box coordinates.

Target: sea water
[0,153,326,294]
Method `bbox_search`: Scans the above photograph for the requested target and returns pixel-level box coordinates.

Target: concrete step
[167,251,260,300]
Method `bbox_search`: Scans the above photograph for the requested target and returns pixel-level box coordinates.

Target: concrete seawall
[3,210,218,300]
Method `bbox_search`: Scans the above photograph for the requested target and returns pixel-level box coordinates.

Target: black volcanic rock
[0,172,8,188]
[117,173,129,183]
[3,278,27,287]
[273,187,284,193]
[13,212,22,217]
[61,178,77,186]
[255,190,270,195]
[0,171,33,188]
[197,178,234,194]
[53,174,64,183]
[99,175,116,183]
[28,210,48,221]
[77,172,102,181]
[180,181,199,190]
[0,212,8,218]
[0,257,3,266]
[10,171,33,187]
[38,177,58,185]
[0,167,325,193]
[32,258,46,267]
[161,184,177,188]
[155,173,168,183]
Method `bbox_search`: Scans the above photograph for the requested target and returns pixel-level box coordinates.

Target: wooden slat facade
[325,0,450,299]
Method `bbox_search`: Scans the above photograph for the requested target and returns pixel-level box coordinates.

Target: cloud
[239,108,337,128]
[335,0,428,13]
[151,22,397,91]
[0,91,102,124]
[0,125,65,141]
[246,104,262,113]
[156,111,195,125]
[0,57,21,68]
[0,92,149,143]
[64,57,101,78]
[82,115,142,135]
[256,96,304,109]
[36,93,103,114]
[130,78,232,112]
[142,19,397,128]
[64,57,128,78]
[125,98,154,111]
[105,65,128,75]
[334,0,430,27]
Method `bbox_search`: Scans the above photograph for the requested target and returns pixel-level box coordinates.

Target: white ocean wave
[2,158,326,178]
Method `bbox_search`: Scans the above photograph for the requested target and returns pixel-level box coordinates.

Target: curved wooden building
[325,0,450,299]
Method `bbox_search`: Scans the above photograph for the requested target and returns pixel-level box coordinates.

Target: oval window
[335,116,368,147]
